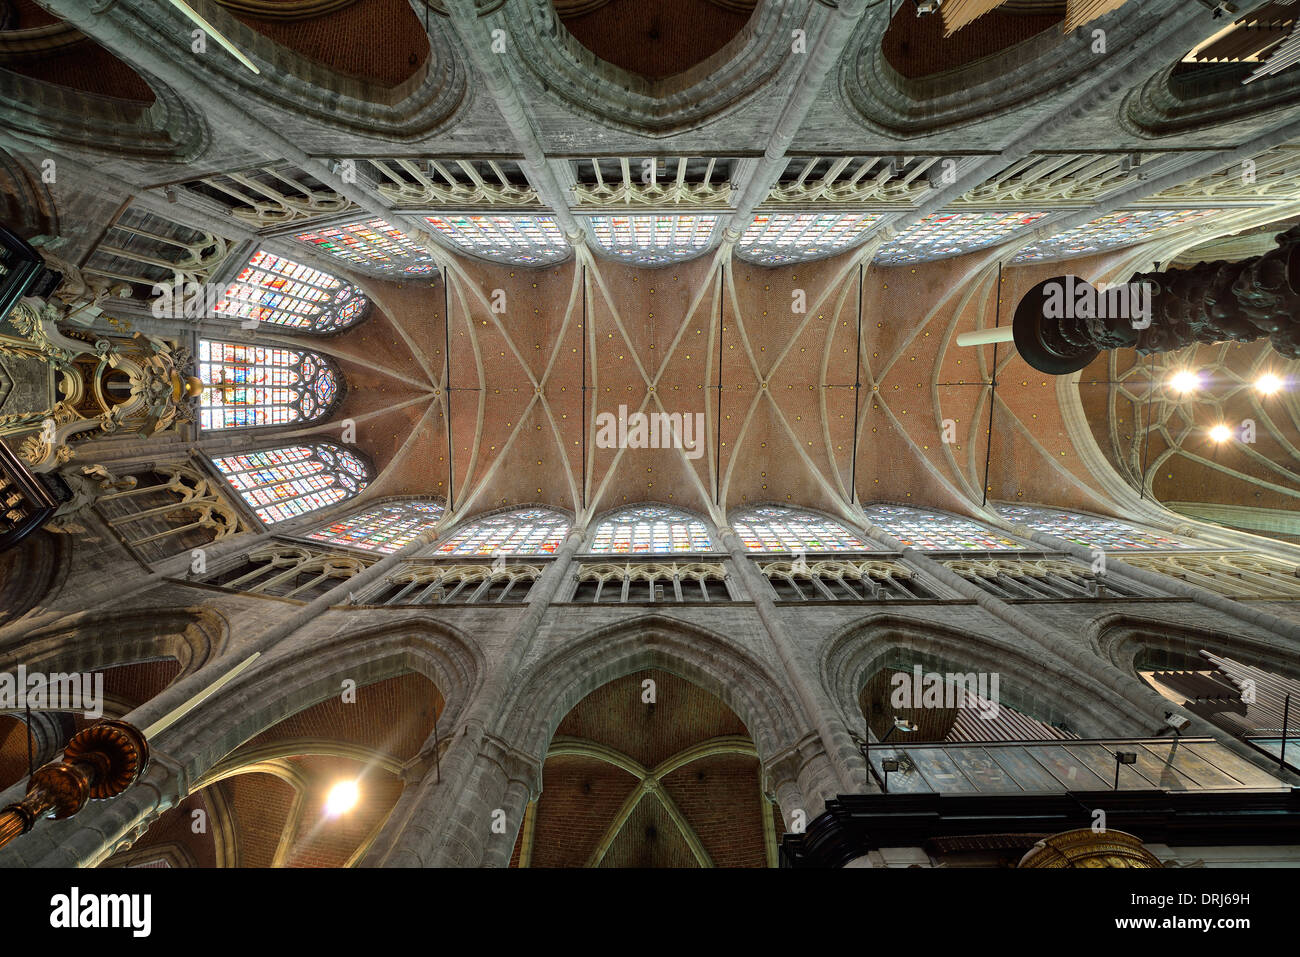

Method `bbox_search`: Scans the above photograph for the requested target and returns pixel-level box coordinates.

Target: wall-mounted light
[1209,424,1233,443]
[325,780,360,816]
[1255,372,1285,396]
[1113,750,1138,789]
[1168,369,1201,394]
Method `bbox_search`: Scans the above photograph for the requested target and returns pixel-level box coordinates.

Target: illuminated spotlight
[1209,424,1233,443]
[325,780,360,816]
[1255,372,1285,395]
[1168,369,1201,394]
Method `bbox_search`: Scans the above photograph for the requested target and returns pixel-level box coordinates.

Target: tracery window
[197,339,340,430]
[863,504,1023,550]
[571,562,730,602]
[295,219,436,275]
[731,505,873,552]
[214,250,368,333]
[304,500,445,554]
[943,558,1155,599]
[758,558,933,599]
[361,562,541,605]
[1012,209,1225,263]
[425,215,570,266]
[434,507,570,555]
[201,543,367,602]
[1120,553,1300,599]
[995,504,1196,550]
[873,211,1051,265]
[736,213,884,265]
[587,214,717,266]
[211,442,369,525]
[589,504,713,554]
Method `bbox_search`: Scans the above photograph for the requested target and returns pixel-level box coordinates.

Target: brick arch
[0,529,67,629]
[498,613,804,765]
[150,617,482,786]
[1090,613,1300,684]
[841,0,1168,136]
[516,668,775,868]
[821,613,1137,738]
[0,146,56,238]
[500,0,807,136]
[0,6,204,161]
[220,0,430,93]
[0,608,226,681]
[552,0,756,82]
[880,0,1064,80]
[1124,54,1300,139]
[135,1,466,140]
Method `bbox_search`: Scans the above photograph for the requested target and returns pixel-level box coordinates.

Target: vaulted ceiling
[5,0,1300,540]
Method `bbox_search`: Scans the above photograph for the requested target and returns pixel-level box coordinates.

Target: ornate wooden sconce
[0,720,149,849]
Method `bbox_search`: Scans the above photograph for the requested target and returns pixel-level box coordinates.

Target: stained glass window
[214,250,368,333]
[435,507,570,555]
[731,505,874,552]
[995,504,1197,550]
[589,504,713,554]
[873,211,1052,265]
[211,442,369,525]
[197,339,340,430]
[1011,209,1227,263]
[305,500,444,554]
[736,213,885,266]
[863,504,1023,550]
[586,215,718,266]
[425,215,570,266]
[295,219,436,275]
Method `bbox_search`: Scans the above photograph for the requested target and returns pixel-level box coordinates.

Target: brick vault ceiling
[326,238,1276,528]
[514,670,775,868]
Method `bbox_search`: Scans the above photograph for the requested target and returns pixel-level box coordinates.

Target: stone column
[719,527,866,806]
[366,527,586,867]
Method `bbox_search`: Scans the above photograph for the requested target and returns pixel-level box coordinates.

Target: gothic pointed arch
[843,0,1169,135]
[501,0,806,135]
[110,669,444,868]
[729,503,873,553]
[302,498,445,553]
[215,249,370,334]
[863,502,1026,550]
[114,0,466,140]
[433,505,571,556]
[197,339,345,431]
[500,614,803,773]
[820,614,1134,739]
[587,502,714,554]
[1124,5,1300,138]
[513,668,777,867]
[0,5,203,159]
[210,441,371,525]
